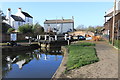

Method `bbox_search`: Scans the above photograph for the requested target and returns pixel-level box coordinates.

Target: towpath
[61,41,118,78]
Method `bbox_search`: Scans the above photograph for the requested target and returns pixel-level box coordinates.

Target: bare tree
[76,25,87,31]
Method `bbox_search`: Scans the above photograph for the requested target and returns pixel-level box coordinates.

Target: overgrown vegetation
[109,39,120,49]
[7,28,15,33]
[66,42,99,71]
[18,23,44,35]
[18,24,33,34]
[33,22,44,35]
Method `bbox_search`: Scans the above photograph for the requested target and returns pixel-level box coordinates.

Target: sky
[1,2,114,28]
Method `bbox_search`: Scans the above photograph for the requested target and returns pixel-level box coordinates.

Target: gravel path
[61,41,118,78]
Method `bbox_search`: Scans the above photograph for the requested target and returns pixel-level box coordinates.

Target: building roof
[11,15,25,22]
[105,1,120,17]
[21,11,33,18]
[44,19,74,24]
[2,16,6,20]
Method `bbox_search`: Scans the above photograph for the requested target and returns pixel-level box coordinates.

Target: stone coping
[51,46,68,80]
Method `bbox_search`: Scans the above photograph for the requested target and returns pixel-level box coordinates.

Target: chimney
[6,8,11,25]
[8,8,11,11]
[105,12,107,23]
[72,16,74,20]
[18,8,22,12]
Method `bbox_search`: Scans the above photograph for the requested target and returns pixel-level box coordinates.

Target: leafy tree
[18,24,33,34]
[33,22,44,35]
[95,26,103,34]
[7,28,15,33]
[76,25,103,35]
[87,26,95,32]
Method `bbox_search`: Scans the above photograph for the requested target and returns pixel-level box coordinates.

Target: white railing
[36,35,71,41]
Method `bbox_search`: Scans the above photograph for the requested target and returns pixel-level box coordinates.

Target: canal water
[2,47,63,79]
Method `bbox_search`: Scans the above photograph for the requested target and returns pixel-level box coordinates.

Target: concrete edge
[51,46,68,80]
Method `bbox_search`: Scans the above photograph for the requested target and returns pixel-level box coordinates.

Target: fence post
[64,34,67,40]
[37,35,39,40]
[45,35,47,40]
[39,35,41,40]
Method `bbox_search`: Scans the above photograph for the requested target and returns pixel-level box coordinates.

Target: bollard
[55,35,57,40]
[67,40,70,45]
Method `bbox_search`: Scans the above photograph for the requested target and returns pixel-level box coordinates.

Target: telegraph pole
[112,0,116,45]
[61,17,64,34]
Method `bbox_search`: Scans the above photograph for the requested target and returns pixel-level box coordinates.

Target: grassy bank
[66,42,99,71]
[109,40,120,49]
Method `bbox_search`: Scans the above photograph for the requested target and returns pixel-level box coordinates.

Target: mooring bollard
[67,40,70,45]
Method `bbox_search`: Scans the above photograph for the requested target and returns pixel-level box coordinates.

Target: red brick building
[103,1,120,40]
[104,12,120,40]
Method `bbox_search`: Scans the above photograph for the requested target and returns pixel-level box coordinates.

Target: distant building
[44,17,74,34]
[69,31,94,37]
[3,8,33,30]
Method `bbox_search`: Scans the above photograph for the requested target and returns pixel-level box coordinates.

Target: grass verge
[72,42,96,46]
[109,40,120,49]
[66,42,99,72]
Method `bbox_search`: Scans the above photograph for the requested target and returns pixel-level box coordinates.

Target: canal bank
[53,41,118,78]
[1,44,39,52]
[52,46,69,79]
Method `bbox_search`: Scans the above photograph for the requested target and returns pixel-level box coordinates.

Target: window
[28,18,29,22]
[18,22,20,26]
[12,21,14,28]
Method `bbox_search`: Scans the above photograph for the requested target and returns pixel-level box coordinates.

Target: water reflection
[2,47,63,78]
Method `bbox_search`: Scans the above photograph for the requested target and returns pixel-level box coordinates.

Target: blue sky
[1,2,113,28]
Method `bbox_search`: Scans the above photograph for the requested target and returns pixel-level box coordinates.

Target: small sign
[10,33,17,41]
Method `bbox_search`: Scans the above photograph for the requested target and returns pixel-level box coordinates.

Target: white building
[44,17,74,34]
[3,8,33,30]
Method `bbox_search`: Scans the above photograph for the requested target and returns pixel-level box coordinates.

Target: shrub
[18,24,33,34]
[7,28,15,33]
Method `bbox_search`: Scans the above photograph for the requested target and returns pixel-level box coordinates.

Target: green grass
[114,40,120,49]
[66,42,99,71]
[109,40,120,49]
[72,42,96,46]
